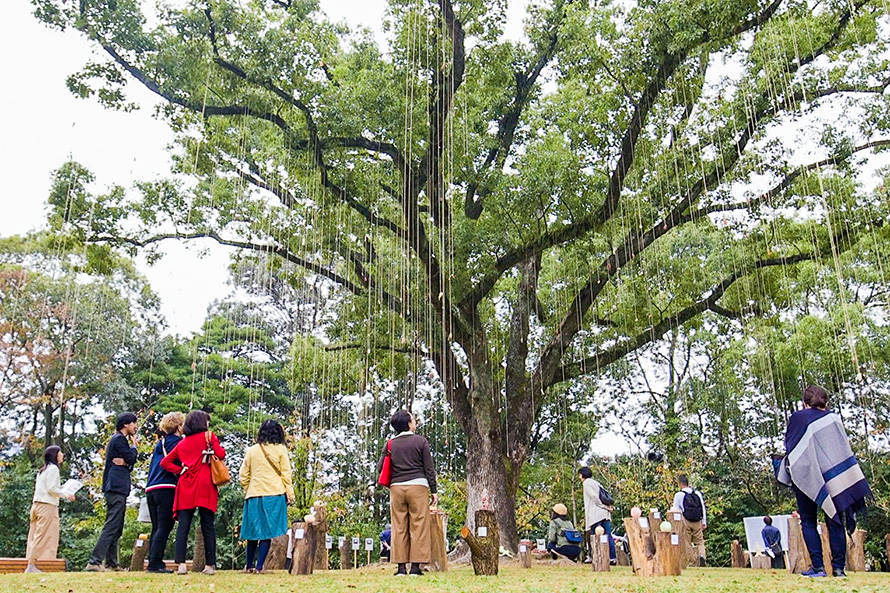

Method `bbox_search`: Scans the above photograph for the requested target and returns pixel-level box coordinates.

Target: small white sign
[519,544,527,553]
[338,536,346,548]
[671,534,679,546]
[352,537,361,548]
[600,535,609,544]
[136,539,144,548]
[365,538,374,551]
[536,538,546,552]
[651,509,661,519]
[477,526,488,537]
[817,525,823,535]
[295,528,305,539]
[638,517,650,529]
[673,513,682,522]
[325,535,333,549]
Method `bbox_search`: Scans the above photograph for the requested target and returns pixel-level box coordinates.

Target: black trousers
[88,492,127,567]
[175,507,217,566]
[147,489,176,569]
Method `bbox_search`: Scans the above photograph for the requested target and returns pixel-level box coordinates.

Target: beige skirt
[26,502,60,562]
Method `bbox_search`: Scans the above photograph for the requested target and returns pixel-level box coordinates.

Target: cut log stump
[518,540,533,569]
[751,552,771,569]
[589,533,610,572]
[291,522,318,575]
[313,502,329,571]
[731,540,747,568]
[846,529,866,572]
[653,531,681,576]
[624,516,655,577]
[129,534,149,572]
[192,524,206,572]
[460,509,498,576]
[265,534,289,570]
[429,510,448,572]
[786,517,808,574]
[340,537,353,569]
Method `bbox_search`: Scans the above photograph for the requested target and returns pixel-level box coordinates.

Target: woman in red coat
[160,410,226,575]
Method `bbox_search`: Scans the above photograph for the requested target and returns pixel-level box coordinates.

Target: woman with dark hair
[776,385,872,578]
[145,411,185,573]
[160,410,226,575]
[379,410,437,576]
[238,419,294,574]
[546,503,583,562]
[25,446,75,573]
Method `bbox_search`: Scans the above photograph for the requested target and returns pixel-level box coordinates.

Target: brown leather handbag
[204,431,230,487]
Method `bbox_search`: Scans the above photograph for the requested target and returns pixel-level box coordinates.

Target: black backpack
[598,485,614,507]
[682,489,704,522]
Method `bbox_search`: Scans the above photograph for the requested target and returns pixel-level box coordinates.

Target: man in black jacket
[85,412,138,571]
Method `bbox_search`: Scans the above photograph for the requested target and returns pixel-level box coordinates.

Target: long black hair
[257,419,285,445]
[39,446,62,474]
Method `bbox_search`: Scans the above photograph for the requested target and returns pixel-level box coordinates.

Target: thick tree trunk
[464,416,517,552]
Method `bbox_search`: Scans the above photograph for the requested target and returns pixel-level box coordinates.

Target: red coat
[160,431,226,515]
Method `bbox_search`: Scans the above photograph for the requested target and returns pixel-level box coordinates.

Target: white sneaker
[24,565,42,574]
[177,563,189,575]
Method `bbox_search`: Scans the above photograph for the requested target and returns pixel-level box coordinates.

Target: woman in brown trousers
[380,410,437,576]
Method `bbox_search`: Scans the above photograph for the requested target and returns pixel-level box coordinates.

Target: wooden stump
[192,524,206,572]
[786,517,808,574]
[818,523,832,569]
[731,540,747,568]
[751,552,771,569]
[846,529,866,572]
[589,534,610,572]
[313,502,329,571]
[129,534,149,571]
[616,547,630,566]
[518,540,533,569]
[340,537,352,569]
[265,533,289,570]
[653,531,682,576]
[429,511,448,572]
[460,509,498,576]
[624,516,655,577]
[668,510,692,567]
[291,522,318,575]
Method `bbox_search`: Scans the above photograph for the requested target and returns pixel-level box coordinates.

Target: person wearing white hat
[546,503,583,562]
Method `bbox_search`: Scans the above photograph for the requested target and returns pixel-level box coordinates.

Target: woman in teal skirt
[239,419,294,573]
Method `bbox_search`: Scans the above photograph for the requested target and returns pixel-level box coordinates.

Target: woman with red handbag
[378,410,437,577]
[160,410,227,575]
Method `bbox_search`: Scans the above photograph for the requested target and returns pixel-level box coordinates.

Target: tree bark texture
[846,529,866,572]
[429,511,448,572]
[460,510,499,575]
[129,534,149,571]
[291,522,318,575]
[340,537,353,569]
[652,531,682,576]
[589,533,610,572]
[786,517,808,574]
[751,552,771,569]
[192,525,206,572]
[624,516,656,577]
[667,509,692,567]
[265,534,289,570]
[731,540,746,568]
[518,540,533,569]
[313,502,329,570]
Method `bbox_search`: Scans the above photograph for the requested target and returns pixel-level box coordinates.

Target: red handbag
[378,440,393,488]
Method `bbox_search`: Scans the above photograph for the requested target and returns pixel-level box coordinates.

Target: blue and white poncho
[776,407,872,519]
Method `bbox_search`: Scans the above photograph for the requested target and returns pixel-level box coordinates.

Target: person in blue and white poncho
[775,385,872,578]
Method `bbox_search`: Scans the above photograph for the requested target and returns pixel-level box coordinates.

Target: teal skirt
[240,494,287,541]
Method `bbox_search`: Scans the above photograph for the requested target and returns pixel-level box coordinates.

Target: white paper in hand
[59,479,83,497]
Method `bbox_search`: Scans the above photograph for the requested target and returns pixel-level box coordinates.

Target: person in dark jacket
[379,410,437,576]
[145,411,185,573]
[761,516,784,569]
[85,412,138,571]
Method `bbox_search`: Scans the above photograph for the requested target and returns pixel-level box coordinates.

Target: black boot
[394,563,407,576]
[409,563,424,576]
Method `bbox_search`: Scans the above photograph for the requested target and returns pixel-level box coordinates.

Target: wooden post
[846,529,866,572]
[652,531,681,576]
[291,522,318,575]
[459,509,498,576]
[623,516,655,577]
[518,540,533,569]
[818,523,832,569]
[589,533,610,572]
[731,540,747,568]
[428,511,448,572]
[340,537,353,569]
[129,534,149,571]
[192,524,206,572]
[668,509,691,567]
[313,502,329,571]
[616,547,630,566]
[751,552,771,569]
[786,517,808,574]
[264,534,289,570]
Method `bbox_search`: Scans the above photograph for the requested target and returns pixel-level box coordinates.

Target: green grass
[2,564,886,593]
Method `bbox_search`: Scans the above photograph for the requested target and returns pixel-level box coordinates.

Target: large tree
[33,0,890,547]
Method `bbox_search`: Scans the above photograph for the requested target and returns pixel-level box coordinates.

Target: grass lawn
[1,564,886,593]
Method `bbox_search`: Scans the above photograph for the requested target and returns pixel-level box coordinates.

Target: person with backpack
[578,467,615,564]
[546,503,583,562]
[671,475,707,566]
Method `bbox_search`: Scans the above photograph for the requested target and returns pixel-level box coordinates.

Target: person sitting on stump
[546,503,583,562]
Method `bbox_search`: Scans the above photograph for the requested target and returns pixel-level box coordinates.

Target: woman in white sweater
[25,446,75,573]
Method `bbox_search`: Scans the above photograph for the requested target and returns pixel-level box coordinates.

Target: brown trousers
[26,502,60,562]
[682,519,706,565]
[390,485,431,564]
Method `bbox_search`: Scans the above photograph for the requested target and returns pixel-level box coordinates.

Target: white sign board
[519,544,527,553]
[352,537,361,549]
[325,535,333,549]
[742,515,790,553]
[536,538,546,552]
[365,538,374,551]
[295,528,305,539]
[338,536,346,548]
[477,526,488,537]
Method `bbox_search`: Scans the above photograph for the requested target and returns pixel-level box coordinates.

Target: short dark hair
[257,419,285,445]
[677,474,689,487]
[116,412,137,431]
[40,445,62,474]
[183,410,211,436]
[763,516,773,525]
[578,467,593,479]
[802,385,829,409]
[390,410,411,433]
